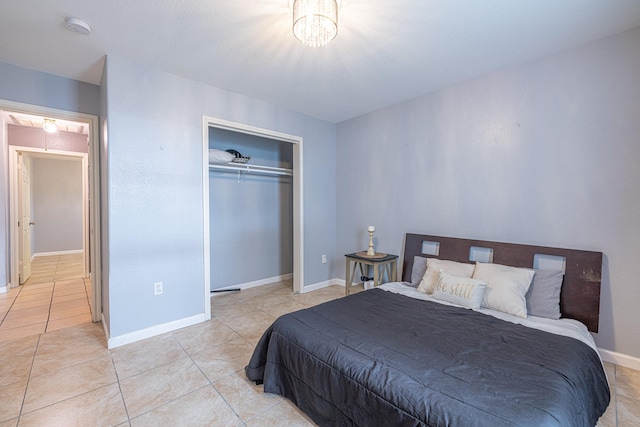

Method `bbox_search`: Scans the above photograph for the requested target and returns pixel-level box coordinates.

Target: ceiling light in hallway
[42,118,58,133]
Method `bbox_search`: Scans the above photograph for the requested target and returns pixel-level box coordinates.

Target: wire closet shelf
[208,163,293,177]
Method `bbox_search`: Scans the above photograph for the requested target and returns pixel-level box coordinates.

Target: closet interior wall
[208,127,293,291]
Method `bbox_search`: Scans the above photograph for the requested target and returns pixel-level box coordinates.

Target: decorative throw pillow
[472,262,535,318]
[208,149,234,164]
[417,259,475,294]
[409,256,428,287]
[526,269,564,319]
[432,271,487,309]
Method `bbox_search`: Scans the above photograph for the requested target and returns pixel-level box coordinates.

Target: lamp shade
[293,0,338,47]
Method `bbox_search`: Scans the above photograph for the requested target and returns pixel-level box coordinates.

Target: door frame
[202,116,304,309]
[9,147,89,281]
[16,151,33,283]
[1,99,102,322]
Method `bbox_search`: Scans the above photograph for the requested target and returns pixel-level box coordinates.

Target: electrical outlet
[154,281,163,295]
[322,254,327,264]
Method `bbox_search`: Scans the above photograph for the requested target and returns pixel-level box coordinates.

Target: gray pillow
[409,256,429,287]
[525,269,564,319]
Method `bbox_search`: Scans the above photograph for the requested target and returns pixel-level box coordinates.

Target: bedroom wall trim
[105,312,207,349]
[303,278,342,293]
[210,273,294,293]
[599,348,640,371]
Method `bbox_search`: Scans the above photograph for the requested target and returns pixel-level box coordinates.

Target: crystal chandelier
[292,0,338,47]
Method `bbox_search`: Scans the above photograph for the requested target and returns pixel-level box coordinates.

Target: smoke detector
[65,17,92,35]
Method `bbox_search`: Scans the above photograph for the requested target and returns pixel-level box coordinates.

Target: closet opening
[202,117,303,309]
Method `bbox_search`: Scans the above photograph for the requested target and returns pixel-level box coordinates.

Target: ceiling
[2,1,640,123]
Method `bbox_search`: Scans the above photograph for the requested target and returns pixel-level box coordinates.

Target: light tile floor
[0,254,92,344]
[0,280,638,426]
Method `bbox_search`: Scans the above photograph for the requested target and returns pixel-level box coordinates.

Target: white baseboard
[104,276,337,347]
[34,249,83,257]
[334,278,346,287]
[0,286,7,294]
[210,273,293,293]
[210,276,343,295]
[210,276,337,295]
[106,313,208,349]
[599,348,640,371]
[301,279,341,293]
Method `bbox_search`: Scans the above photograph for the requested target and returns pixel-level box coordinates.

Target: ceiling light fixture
[42,118,58,133]
[65,17,92,35]
[292,0,338,47]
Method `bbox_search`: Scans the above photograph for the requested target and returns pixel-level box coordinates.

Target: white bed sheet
[379,282,600,355]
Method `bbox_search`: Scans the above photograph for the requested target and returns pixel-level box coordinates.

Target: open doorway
[1,101,101,324]
[10,148,88,283]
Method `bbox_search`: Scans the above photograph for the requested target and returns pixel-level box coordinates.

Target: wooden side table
[344,252,398,295]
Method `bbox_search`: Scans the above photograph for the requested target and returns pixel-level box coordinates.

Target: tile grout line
[209,295,297,424]
[16,333,42,425]
[176,328,247,423]
[121,334,219,424]
[0,284,23,327]
[19,383,122,421]
[109,354,133,425]
[43,272,57,333]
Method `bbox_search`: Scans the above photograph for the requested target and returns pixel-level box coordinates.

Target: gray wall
[0,62,100,115]
[0,61,99,289]
[32,157,83,254]
[209,129,293,289]
[102,55,336,339]
[336,27,640,358]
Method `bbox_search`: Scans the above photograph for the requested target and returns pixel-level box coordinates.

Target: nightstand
[344,252,398,295]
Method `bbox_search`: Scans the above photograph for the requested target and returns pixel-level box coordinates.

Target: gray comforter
[245,288,610,426]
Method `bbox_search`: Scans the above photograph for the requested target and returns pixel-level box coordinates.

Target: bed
[245,233,610,426]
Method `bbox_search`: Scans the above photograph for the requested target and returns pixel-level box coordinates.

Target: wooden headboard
[401,233,603,332]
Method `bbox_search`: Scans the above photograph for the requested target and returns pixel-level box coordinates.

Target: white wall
[102,56,336,340]
[336,27,640,358]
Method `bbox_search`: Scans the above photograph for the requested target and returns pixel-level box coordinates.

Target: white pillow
[472,262,534,318]
[209,149,234,164]
[417,259,475,294]
[432,271,487,309]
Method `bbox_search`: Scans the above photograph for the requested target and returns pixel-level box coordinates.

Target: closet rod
[209,163,293,176]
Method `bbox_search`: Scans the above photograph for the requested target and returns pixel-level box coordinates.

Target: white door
[18,152,33,284]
